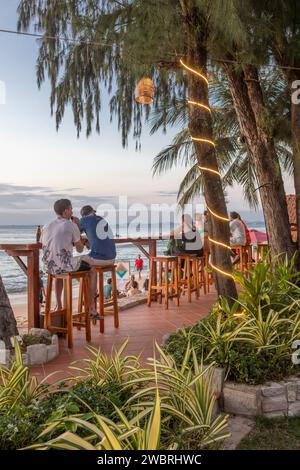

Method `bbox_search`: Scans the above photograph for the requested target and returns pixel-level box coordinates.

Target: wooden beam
[27,250,40,329]
[6,250,33,257]
[132,242,150,259]
[10,256,28,276]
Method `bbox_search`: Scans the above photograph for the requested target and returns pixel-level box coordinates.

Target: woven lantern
[135,77,154,104]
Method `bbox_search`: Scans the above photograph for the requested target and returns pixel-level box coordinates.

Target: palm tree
[18,0,240,300]
[0,276,19,349]
[152,70,293,209]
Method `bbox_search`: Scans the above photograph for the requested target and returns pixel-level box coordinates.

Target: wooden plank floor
[28,289,217,381]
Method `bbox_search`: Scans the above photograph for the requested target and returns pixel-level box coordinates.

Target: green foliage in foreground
[0,341,229,450]
[165,258,300,385]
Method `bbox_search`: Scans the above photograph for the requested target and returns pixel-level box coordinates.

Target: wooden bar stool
[232,245,253,272]
[204,252,214,293]
[177,254,200,302]
[44,271,91,349]
[95,265,119,334]
[198,256,207,294]
[148,256,179,310]
[243,245,254,271]
[256,244,271,263]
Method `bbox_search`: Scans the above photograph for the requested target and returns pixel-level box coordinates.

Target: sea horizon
[0,220,266,295]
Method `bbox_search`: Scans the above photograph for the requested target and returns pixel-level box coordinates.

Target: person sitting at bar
[41,199,90,312]
[237,213,251,246]
[230,211,247,247]
[230,211,246,264]
[77,205,116,315]
[172,214,204,257]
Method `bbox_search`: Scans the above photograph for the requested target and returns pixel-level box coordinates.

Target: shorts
[80,254,115,267]
[76,260,91,272]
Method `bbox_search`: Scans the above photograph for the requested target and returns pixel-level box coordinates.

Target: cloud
[155,190,178,197]
[0,182,122,224]
[0,183,55,193]
[0,184,83,195]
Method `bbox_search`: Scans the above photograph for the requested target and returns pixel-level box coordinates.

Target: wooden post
[27,248,40,329]
[149,239,157,301]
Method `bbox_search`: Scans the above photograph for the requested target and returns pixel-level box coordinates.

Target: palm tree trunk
[290,94,300,255]
[224,63,294,260]
[285,70,300,257]
[183,4,237,302]
[271,29,300,262]
[0,275,19,349]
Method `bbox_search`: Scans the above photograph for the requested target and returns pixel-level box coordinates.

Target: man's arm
[72,222,84,253]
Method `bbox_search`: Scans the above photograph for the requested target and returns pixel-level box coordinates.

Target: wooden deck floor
[29,290,217,381]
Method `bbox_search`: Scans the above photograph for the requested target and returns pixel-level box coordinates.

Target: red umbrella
[249,229,268,244]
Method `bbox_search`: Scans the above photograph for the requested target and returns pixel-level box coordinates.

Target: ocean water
[0,221,265,295]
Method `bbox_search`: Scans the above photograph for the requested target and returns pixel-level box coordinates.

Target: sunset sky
[0,0,294,225]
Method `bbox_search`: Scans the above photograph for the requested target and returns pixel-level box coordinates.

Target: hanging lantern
[135,77,154,105]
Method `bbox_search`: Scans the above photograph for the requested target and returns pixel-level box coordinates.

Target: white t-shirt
[41,218,81,274]
[230,219,246,246]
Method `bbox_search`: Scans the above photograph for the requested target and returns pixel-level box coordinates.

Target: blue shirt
[80,215,116,260]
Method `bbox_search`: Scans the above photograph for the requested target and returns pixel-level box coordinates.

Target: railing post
[27,248,40,329]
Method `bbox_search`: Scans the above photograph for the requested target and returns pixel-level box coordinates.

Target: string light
[191,137,216,147]
[187,100,211,113]
[198,166,221,177]
[180,58,233,279]
[208,237,232,251]
[180,59,209,84]
[207,206,230,222]
[209,261,235,279]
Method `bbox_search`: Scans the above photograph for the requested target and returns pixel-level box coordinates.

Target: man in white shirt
[42,199,86,311]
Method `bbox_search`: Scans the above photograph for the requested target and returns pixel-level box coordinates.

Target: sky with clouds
[0,0,295,225]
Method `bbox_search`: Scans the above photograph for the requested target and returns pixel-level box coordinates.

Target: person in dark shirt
[172,214,204,257]
[76,205,116,316]
[79,206,116,263]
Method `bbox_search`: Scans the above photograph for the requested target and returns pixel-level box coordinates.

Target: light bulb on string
[180,58,234,280]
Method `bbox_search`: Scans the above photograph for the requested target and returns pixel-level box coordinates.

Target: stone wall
[222,377,300,417]
[0,328,59,367]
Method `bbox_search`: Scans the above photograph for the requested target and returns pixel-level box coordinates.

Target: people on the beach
[135,255,144,280]
[104,278,112,299]
[41,199,89,311]
[142,278,149,292]
[124,274,135,292]
[127,280,142,297]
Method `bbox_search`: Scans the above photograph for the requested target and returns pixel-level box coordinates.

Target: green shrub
[22,333,52,347]
[0,408,41,450]
[65,379,133,418]
[164,259,300,385]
